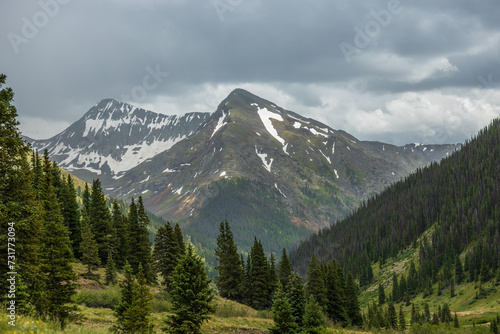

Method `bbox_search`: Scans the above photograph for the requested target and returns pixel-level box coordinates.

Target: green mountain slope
[290,119,500,318]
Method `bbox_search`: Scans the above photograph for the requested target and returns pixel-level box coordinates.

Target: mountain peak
[217,88,276,112]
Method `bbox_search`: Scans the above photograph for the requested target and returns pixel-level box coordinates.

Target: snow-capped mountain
[28,89,460,257]
[103,89,460,255]
[26,99,210,184]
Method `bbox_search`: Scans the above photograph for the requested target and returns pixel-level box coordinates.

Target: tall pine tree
[39,152,78,326]
[305,254,326,308]
[90,178,112,264]
[269,282,298,334]
[250,238,270,310]
[302,295,327,334]
[164,245,215,334]
[153,222,180,289]
[287,272,306,329]
[61,174,81,258]
[278,248,292,287]
[214,220,244,302]
[111,200,128,267]
[80,211,101,275]
[136,196,155,283]
[324,259,347,325]
[345,272,362,327]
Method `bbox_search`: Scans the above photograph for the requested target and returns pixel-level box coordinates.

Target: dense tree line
[290,119,500,289]
[215,220,363,331]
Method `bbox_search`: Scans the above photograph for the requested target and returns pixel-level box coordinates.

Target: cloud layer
[1,0,499,144]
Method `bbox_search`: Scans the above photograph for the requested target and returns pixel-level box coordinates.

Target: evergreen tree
[242,254,252,306]
[324,260,347,325]
[278,248,292,287]
[392,273,399,302]
[268,252,278,298]
[268,282,298,334]
[250,238,270,310]
[441,303,452,323]
[111,200,128,267]
[90,178,113,264]
[127,198,140,271]
[302,295,327,334]
[345,272,362,327]
[153,222,181,289]
[399,304,406,331]
[387,302,397,329]
[121,264,154,333]
[214,220,244,301]
[49,161,64,205]
[378,283,386,305]
[0,74,44,313]
[31,150,42,198]
[410,303,418,327]
[174,223,185,256]
[423,302,431,323]
[61,174,81,258]
[39,153,78,325]
[164,245,215,334]
[431,312,440,325]
[82,183,91,215]
[305,254,326,308]
[113,262,138,333]
[450,279,456,298]
[80,212,101,275]
[287,272,306,329]
[454,312,459,328]
[105,251,117,285]
[135,196,155,283]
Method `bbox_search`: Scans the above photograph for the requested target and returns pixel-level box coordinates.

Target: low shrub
[73,285,121,309]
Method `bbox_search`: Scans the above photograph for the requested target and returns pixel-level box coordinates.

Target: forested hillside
[291,118,500,290]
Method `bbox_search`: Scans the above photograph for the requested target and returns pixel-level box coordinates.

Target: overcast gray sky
[1,0,499,145]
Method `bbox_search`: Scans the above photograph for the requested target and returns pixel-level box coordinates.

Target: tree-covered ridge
[291,118,500,288]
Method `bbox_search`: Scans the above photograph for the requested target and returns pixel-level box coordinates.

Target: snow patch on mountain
[319,149,331,164]
[211,111,229,139]
[255,146,273,172]
[256,107,285,145]
[283,143,289,155]
[275,183,286,198]
[61,137,184,175]
[308,127,328,138]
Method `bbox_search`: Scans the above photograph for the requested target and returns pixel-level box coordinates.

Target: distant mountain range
[25,89,461,258]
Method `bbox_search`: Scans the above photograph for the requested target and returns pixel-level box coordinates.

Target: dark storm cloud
[0,0,499,143]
